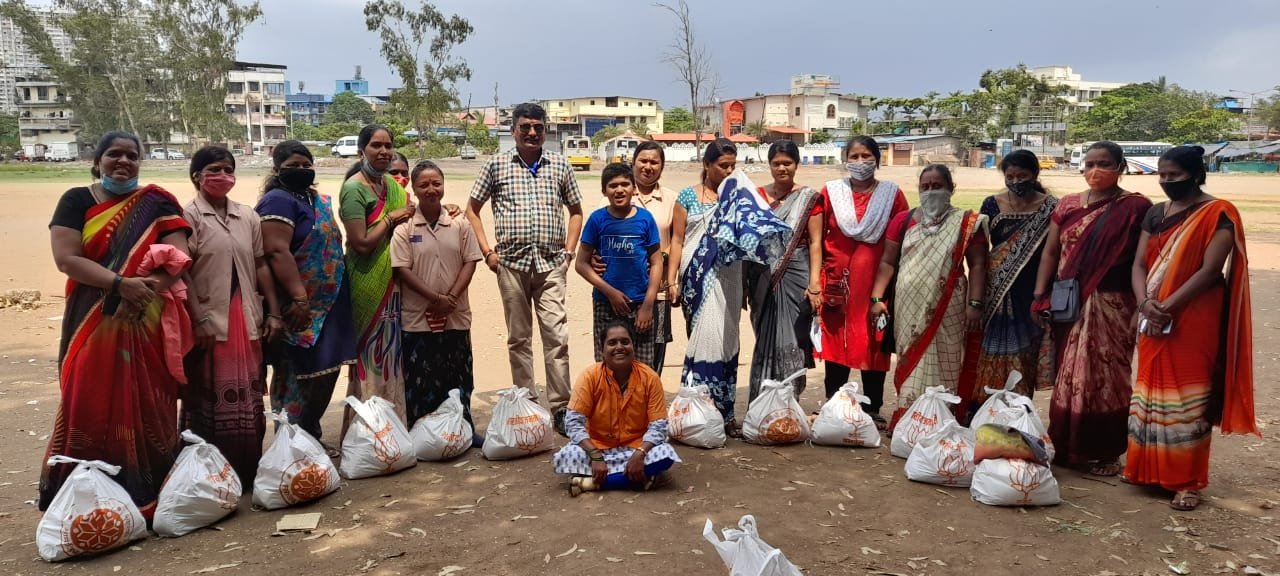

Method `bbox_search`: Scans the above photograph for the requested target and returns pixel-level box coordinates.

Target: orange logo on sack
[764,409,803,443]
[367,422,403,469]
[934,438,972,485]
[441,430,468,460]
[280,459,331,504]
[1006,459,1044,505]
[514,424,547,452]
[61,501,133,556]
[206,462,242,510]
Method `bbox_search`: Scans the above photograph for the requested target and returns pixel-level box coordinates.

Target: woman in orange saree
[1127,146,1256,511]
[1034,141,1152,476]
[42,132,192,517]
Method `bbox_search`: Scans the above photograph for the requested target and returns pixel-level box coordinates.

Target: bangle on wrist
[870,296,884,304]
[807,289,821,295]
[111,274,124,293]
[196,316,212,326]
[967,299,984,310]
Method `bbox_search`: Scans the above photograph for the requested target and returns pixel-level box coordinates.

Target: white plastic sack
[703,515,803,576]
[810,381,881,448]
[339,396,416,479]
[809,318,823,354]
[669,382,727,449]
[410,389,474,461]
[890,385,961,458]
[971,458,1061,507]
[904,420,976,487]
[483,387,554,460]
[253,412,340,510]
[969,370,1035,429]
[36,456,147,562]
[154,430,241,537]
[743,370,810,446]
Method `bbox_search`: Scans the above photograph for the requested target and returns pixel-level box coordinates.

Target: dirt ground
[0,160,1278,575]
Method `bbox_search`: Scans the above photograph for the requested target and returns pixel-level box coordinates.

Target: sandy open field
[0,159,1278,575]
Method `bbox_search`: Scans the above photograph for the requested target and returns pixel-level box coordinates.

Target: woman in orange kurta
[554,322,680,496]
[1127,146,1256,511]
[817,136,910,428]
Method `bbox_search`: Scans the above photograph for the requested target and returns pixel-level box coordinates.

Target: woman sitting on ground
[553,321,680,496]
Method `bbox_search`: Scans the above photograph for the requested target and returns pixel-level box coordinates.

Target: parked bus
[1069,141,1173,174]
[605,136,643,164]
[563,135,592,171]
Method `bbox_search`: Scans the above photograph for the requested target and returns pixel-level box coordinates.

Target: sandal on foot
[1088,460,1123,477]
[1170,490,1201,511]
[321,442,341,459]
[725,421,743,439]
[870,414,889,432]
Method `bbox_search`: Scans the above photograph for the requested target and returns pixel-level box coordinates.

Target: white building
[15,74,78,156]
[704,74,870,144]
[1028,66,1127,114]
[540,96,665,137]
[0,7,74,114]
[224,61,288,153]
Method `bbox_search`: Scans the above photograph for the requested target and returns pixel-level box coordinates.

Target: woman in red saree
[42,132,192,517]
[1034,141,1152,476]
[1127,146,1256,511]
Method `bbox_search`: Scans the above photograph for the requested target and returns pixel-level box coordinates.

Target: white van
[331,136,359,158]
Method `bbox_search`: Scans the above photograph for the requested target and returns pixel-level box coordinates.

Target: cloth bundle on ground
[253,412,340,510]
[702,515,804,576]
[483,387,554,460]
[37,456,147,562]
[890,386,961,458]
[410,389,474,461]
[668,382,727,449]
[810,381,881,447]
[743,369,810,446]
[153,430,241,537]
[971,389,1060,506]
[904,420,977,487]
[339,396,416,479]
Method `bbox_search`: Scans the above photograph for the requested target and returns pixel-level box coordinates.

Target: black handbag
[1049,204,1113,323]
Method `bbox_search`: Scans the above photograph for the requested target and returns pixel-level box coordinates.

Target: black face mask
[1160,178,1199,201]
[277,168,316,193]
[1007,180,1040,197]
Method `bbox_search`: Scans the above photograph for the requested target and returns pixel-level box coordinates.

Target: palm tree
[745,120,768,139]
[628,121,650,137]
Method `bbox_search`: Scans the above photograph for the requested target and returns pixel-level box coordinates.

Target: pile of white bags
[904,420,976,487]
[253,412,341,510]
[411,389,474,461]
[810,381,880,448]
[743,370,810,446]
[339,396,416,479]
[970,375,1060,507]
[483,387,554,460]
[702,515,803,576]
[668,383,727,449]
[154,430,241,537]
[890,386,961,458]
[969,370,1035,429]
[36,456,147,562]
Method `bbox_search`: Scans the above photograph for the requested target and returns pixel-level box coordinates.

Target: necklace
[698,183,717,204]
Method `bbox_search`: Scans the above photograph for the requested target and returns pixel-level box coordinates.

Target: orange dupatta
[1144,200,1257,436]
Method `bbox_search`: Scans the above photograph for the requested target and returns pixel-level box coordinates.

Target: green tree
[939,90,996,147]
[627,120,651,137]
[663,106,695,132]
[289,120,323,142]
[150,0,262,145]
[744,120,768,139]
[978,65,1065,138]
[327,91,375,125]
[591,125,623,146]
[1166,108,1240,143]
[365,0,473,159]
[1257,95,1280,135]
[1070,81,1221,142]
[465,113,498,153]
[808,129,833,144]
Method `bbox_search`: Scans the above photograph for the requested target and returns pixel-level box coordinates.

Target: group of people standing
[38,97,1256,514]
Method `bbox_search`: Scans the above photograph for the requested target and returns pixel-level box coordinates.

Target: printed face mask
[846,160,876,182]
[1007,180,1039,197]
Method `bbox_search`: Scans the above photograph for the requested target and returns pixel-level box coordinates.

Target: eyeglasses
[516,123,545,134]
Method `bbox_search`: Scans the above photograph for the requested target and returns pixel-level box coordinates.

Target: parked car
[149,148,185,160]
[459,144,477,160]
[331,136,359,158]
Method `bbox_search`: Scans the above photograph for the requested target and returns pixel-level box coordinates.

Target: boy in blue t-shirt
[575,163,663,370]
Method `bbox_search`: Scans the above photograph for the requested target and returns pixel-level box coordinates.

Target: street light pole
[1230,88,1276,142]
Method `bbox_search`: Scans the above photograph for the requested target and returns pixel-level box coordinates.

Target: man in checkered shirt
[466,102,584,436]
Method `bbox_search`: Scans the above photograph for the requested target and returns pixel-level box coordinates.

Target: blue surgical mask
[846,160,876,182]
[361,157,386,182]
[101,176,138,196]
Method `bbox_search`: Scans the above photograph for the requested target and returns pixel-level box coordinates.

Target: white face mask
[919,189,953,221]
[846,160,876,182]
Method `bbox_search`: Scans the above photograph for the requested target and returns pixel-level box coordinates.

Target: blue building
[334,79,369,96]
[287,92,332,126]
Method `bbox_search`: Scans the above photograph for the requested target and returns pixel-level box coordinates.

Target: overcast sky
[237,0,1280,106]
